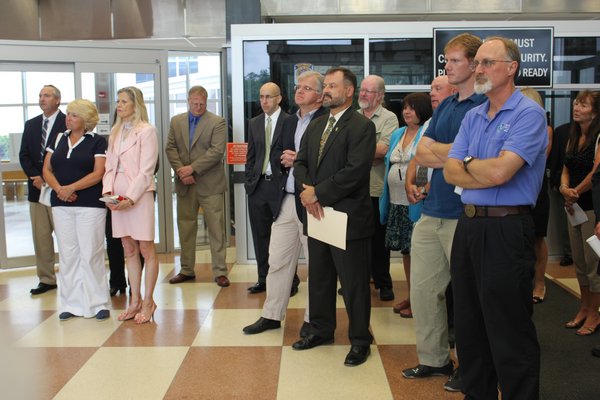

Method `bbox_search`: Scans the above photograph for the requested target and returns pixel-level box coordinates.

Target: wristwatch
[463,155,475,171]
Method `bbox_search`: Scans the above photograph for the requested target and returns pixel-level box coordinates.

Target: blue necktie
[189,116,199,148]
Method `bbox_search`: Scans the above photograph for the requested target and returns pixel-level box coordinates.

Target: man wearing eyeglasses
[402,33,486,389]
[444,36,546,399]
[243,71,326,335]
[245,82,289,294]
[357,75,399,302]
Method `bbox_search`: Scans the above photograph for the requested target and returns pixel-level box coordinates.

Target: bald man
[245,82,289,293]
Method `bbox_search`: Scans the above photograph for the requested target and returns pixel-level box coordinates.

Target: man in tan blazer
[166,85,229,287]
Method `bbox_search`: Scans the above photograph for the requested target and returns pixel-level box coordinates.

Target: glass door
[0,64,75,268]
[74,62,167,252]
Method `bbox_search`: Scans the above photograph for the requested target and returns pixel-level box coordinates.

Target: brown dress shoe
[169,273,195,284]
[215,275,230,287]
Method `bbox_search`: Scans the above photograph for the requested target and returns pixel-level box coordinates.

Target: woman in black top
[42,99,109,321]
[560,90,600,335]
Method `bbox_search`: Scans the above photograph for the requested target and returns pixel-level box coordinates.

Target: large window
[243,39,365,119]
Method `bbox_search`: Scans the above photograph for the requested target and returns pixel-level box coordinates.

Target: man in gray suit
[166,85,230,287]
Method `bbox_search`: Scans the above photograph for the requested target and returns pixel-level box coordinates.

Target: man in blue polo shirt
[402,33,485,393]
[444,36,547,400]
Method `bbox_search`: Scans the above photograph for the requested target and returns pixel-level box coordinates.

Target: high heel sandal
[118,303,141,321]
[135,302,157,324]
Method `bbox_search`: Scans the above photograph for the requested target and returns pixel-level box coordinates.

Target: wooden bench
[2,170,28,200]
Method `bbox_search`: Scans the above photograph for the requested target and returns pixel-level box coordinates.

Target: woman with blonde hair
[103,86,159,324]
[42,99,109,320]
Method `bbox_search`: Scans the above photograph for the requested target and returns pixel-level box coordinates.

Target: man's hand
[405,183,424,204]
[177,165,194,179]
[306,201,325,220]
[595,222,600,239]
[300,184,324,220]
[280,150,296,168]
[181,175,196,185]
[30,176,44,190]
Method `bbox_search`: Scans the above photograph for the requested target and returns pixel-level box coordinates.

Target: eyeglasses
[295,85,317,93]
[471,59,513,69]
[259,94,280,100]
[359,89,379,95]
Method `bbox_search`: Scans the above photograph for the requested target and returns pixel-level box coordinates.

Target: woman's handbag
[39,183,52,207]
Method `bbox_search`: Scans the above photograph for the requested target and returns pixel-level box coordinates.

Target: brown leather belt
[464,205,531,218]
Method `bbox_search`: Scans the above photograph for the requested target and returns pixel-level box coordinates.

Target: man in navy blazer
[244,82,289,293]
[243,71,326,335]
[19,85,66,295]
[292,67,376,366]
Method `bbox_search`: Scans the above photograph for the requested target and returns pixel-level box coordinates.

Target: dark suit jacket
[293,107,376,240]
[244,109,289,199]
[19,111,66,202]
[280,106,328,221]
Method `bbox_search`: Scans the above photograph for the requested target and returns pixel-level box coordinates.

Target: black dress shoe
[299,321,311,338]
[30,282,57,295]
[290,285,299,297]
[560,255,573,266]
[243,317,281,334]
[248,282,266,294]
[292,334,334,350]
[344,345,371,366]
[379,287,395,301]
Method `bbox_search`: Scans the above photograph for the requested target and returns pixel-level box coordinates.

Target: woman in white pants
[43,99,109,321]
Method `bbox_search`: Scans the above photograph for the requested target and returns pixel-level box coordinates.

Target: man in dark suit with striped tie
[19,85,66,295]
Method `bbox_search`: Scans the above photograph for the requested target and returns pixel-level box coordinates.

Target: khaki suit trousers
[263,194,309,321]
[176,187,227,277]
[29,201,56,285]
[410,215,457,367]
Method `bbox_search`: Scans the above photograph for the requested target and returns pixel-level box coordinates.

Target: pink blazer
[102,122,158,203]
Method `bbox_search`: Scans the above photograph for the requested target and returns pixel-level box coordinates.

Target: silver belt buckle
[264,175,272,181]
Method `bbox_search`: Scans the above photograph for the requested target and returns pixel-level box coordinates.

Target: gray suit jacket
[165,110,227,196]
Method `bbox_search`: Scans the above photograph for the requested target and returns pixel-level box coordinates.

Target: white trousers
[263,194,309,321]
[53,206,109,318]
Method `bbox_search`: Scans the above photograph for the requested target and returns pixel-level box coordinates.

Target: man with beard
[292,67,376,366]
[357,75,399,302]
[444,36,547,399]
[402,34,485,390]
[242,70,326,335]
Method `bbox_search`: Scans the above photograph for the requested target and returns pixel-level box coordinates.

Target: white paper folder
[307,206,347,250]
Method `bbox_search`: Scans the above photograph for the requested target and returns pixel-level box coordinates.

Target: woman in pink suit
[103,86,159,324]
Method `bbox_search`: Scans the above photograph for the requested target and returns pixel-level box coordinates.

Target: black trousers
[307,236,373,346]
[247,178,279,284]
[451,213,539,400]
[370,197,392,289]
[105,210,126,289]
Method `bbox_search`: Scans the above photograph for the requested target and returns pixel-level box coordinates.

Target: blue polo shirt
[448,90,547,206]
[48,131,107,208]
[422,92,487,219]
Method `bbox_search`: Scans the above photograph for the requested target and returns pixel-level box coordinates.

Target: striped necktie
[262,116,272,174]
[40,118,49,162]
[318,116,336,161]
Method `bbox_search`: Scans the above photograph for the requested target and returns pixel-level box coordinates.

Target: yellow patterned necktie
[262,116,272,174]
[318,116,336,161]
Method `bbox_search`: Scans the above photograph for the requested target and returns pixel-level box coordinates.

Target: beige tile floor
[0,250,577,400]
